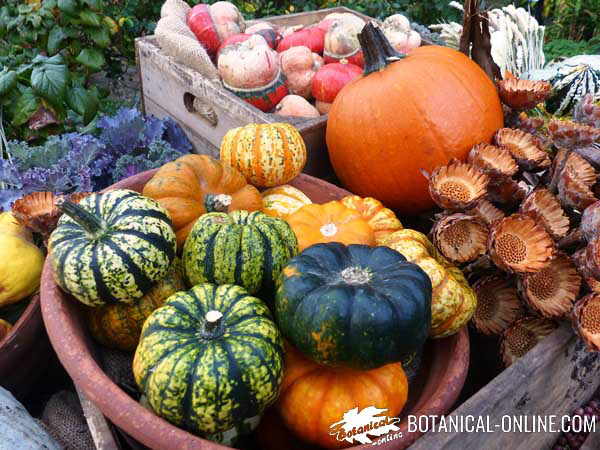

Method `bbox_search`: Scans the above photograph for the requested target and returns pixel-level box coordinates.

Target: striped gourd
[183,210,297,296]
[220,123,307,187]
[49,190,177,307]
[85,258,186,351]
[261,185,312,219]
[133,283,284,444]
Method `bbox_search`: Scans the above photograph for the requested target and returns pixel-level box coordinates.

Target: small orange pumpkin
[142,154,262,248]
[341,195,403,244]
[286,201,375,250]
[261,185,312,219]
[277,343,408,449]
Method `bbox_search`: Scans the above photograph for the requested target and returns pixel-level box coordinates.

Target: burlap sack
[155,29,220,80]
[155,15,196,41]
[41,391,94,450]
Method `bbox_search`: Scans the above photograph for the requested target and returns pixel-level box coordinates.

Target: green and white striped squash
[133,283,284,444]
[182,210,298,296]
[49,190,177,307]
[530,55,600,115]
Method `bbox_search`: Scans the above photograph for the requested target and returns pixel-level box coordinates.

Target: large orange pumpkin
[142,154,262,248]
[277,343,408,449]
[285,201,375,250]
[326,23,504,214]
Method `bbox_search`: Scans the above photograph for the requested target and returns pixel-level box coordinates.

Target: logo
[329,406,402,445]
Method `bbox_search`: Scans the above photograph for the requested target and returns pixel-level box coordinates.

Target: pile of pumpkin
[18,121,476,448]
[156,0,422,117]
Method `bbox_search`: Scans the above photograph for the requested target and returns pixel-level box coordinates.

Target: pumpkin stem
[204,194,232,213]
[359,21,404,76]
[340,266,372,285]
[55,198,104,237]
[204,310,224,334]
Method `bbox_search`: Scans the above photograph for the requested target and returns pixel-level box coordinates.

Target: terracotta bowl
[41,169,469,450]
[0,295,52,398]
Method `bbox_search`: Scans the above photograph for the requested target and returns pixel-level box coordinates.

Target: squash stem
[359,21,405,76]
[204,310,224,333]
[56,198,104,237]
[204,194,232,213]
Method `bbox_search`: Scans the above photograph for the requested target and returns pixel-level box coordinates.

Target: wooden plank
[75,385,120,450]
[409,324,600,450]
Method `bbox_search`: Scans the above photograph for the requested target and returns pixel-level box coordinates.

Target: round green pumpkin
[133,283,284,443]
[182,210,297,296]
[275,242,432,370]
[49,189,177,307]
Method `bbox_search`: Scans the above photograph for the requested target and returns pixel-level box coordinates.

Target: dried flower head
[517,112,546,135]
[467,143,518,178]
[472,276,525,335]
[573,94,600,129]
[572,294,600,351]
[557,164,597,212]
[572,248,600,293]
[564,151,597,187]
[497,77,552,111]
[0,319,11,343]
[487,177,527,208]
[495,128,551,171]
[428,160,489,211]
[519,188,570,240]
[581,201,600,243]
[488,214,556,273]
[518,253,581,318]
[500,317,558,367]
[466,199,505,226]
[585,238,600,280]
[548,119,600,149]
[431,213,489,264]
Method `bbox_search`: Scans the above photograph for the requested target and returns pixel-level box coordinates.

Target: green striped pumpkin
[133,283,284,444]
[182,210,297,296]
[49,190,177,307]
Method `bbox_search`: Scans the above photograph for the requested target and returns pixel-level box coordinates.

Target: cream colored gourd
[0,212,45,307]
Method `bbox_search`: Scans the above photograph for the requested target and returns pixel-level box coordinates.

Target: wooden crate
[135,7,378,180]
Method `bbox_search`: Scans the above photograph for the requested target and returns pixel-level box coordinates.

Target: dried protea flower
[548,119,600,149]
[585,238,600,280]
[573,94,600,129]
[519,188,570,240]
[518,253,581,318]
[11,191,91,238]
[557,165,597,212]
[472,275,525,335]
[0,319,11,342]
[572,248,600,293]
[581,201,600,243]
[517,112,546,135]
[564,151,598,187]
[467,143,518,178]
[428,160,489,211]
[572,294,600,351]
[574,144,600,171]
[500,317,558,366]
[431,213,488,264]
[467,199,505,226]
[497,77,552,111]
[488,214,556,273]
[487,177,527,207]
[495,128,551,171]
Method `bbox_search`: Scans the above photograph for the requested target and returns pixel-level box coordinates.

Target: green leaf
[57,0,78,15]
[79,10,102,27]
[0,70,17,97]
[82,0,101,10]
[47,25,67,54]
[75,48,105,71]
[66,86,98,124]
[30,59,69,105]
[88,26,110,48]
[12,88,40,126]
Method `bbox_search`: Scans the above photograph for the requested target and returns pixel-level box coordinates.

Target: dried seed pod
[497,77,552,111]
[517,112,546,135]
[573,94,600,129]
[564,151,597,187]
[518,253,581,318]
[466,199,505,226]
[557,165,597,212]
[494,128,551,171]
[581,201,600,243]
[428,160,489,211]
[572,293,600,351]
[467,143,518,178]
[431,213,488,264]
[585,238,600,280]
[519,188,570,240]
[472,275,525,335]
[572,248,600,293]
[487,177,527,208]
[548,119,600,149]
[500,317,558,367]
[488,214,556,274]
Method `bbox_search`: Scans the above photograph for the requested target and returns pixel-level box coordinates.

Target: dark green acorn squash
[275,242,432,370]
[49,189,177,307]
[182,210,297,296]
[133,283,284,444]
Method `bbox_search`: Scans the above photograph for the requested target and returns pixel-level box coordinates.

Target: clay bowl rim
[41,169,470,450]
[0,294,40,349]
